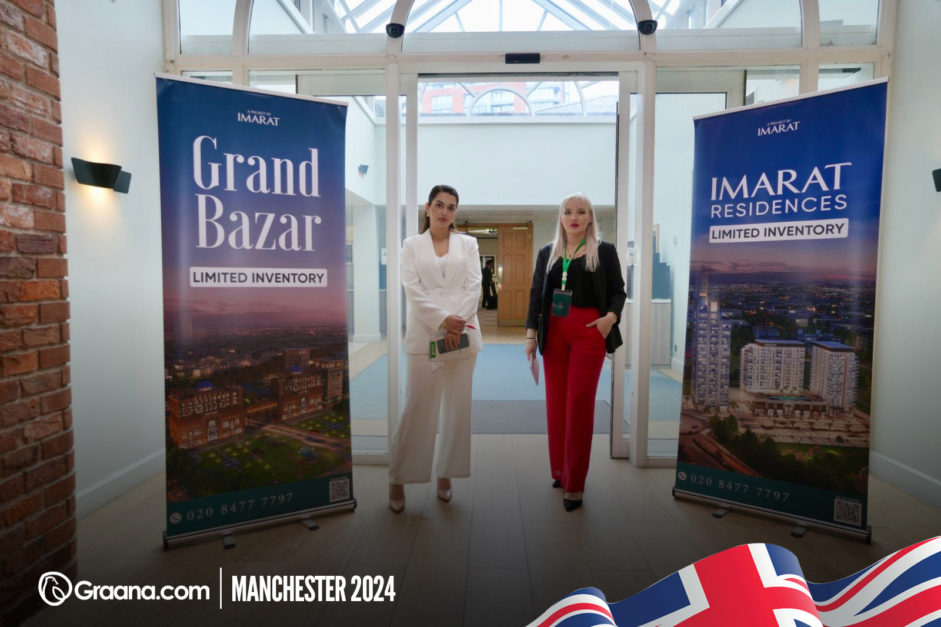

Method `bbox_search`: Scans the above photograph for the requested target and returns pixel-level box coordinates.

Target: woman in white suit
[388,184,483,513]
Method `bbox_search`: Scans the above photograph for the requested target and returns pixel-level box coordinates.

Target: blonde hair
[547,193,601,272]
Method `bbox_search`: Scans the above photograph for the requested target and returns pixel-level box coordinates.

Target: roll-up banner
[674,80,887,539]
[156,76,354,546]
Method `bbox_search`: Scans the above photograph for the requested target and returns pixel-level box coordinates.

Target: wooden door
[497,224,533,326]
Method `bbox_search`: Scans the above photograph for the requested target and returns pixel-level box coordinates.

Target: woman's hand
[524,336,537,361]
[443,331,462,351]
[586,312,617,338]
[442,314,466,335]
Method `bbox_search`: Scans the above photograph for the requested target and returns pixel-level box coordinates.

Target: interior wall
[344,99,381,206]
[869,0,941,507]
[58,0,165,516]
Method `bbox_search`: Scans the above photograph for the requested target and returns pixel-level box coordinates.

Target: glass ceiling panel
[819,0,878,46]
[244,0,644,39]
[251,0,308,35]
[327,0,397,33]
[654,0,801,50]
[179,0,237,54]
[239,0,813,44]
[655,0,800,31]
[406,0,637,32]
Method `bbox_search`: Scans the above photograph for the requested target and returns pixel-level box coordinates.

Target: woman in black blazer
[524,193,626,511]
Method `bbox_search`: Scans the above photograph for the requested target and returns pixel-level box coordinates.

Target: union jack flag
[526,537,941,627]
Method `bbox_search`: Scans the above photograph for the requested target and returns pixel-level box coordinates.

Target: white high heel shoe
[436,478,452,502]
[389,484,405,513]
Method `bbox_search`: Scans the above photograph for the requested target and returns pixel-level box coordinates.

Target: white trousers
[388,353,477,484]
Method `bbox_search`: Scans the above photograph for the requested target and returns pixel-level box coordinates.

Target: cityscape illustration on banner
[156,76,354,544]
[673,80,888,538]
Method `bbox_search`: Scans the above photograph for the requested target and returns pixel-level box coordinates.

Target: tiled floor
[25,434,941,627]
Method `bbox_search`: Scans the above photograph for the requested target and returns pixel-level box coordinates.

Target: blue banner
[156,76,352,540]
[674,81,888,535]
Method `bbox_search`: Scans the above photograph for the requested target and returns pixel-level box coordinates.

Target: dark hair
[422,184,460,233]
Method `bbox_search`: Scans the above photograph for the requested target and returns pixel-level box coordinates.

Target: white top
[400,230,484,356]
[436,252,448,277]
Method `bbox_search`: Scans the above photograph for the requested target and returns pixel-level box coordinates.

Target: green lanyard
[560,239,585,291]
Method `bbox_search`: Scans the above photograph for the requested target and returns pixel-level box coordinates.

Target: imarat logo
[237,108,280,126]
[758,118,800,136]
[38,572,72,606]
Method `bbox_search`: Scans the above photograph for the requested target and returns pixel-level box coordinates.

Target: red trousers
[543,305,606,493]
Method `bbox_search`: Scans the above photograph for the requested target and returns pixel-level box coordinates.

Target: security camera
[638,19,658,35]
[386,22,405,38]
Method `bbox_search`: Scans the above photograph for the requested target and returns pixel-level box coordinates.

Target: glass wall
[648,91,727,457]
[181,70,233,83]
[819,63,876,91]
[745,66,800,105]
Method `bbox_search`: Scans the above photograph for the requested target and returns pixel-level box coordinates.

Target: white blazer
[401,230,483,356]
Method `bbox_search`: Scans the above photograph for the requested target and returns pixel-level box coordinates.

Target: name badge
[551,289,572,317]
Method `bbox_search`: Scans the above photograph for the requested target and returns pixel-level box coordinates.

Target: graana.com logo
[38,572,211,605]
[38,572,71,606]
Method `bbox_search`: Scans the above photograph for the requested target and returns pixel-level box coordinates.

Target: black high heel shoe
[562,491,583,511]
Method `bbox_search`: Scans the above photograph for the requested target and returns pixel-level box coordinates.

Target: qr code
[833,497,862,526]
[329,477,351,503]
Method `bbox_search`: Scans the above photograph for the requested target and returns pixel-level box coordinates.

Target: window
[431,94,454,114]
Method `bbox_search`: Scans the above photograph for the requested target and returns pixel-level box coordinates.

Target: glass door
[407,73,636,446]
[640,69,743,462]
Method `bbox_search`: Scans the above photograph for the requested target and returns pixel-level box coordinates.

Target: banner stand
[673,81,886,540]
[673,488,871,543]
[162,500,356,550]
[157,76,355,547]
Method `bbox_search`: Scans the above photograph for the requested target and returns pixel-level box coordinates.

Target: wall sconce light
[357,164,368,178]
[71,157,132,193]
[933,168,941,192]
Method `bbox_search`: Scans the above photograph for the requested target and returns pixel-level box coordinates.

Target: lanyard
[560,239,585,291]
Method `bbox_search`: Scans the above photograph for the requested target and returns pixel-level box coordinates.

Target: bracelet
[525,337,537,342]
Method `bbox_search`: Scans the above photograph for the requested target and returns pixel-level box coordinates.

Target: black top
[545,256,597,308]
[526,241,627,354]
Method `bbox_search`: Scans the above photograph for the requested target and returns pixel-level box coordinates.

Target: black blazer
[525,241,627,354]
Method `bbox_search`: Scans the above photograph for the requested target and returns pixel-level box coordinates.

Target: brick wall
[0,0,74,623]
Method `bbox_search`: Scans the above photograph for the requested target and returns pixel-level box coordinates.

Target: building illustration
[691,296,731,411]
[810,341,859,410]
[740,339,806,394]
